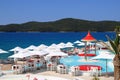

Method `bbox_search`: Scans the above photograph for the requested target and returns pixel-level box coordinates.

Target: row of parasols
[0,31,104,54]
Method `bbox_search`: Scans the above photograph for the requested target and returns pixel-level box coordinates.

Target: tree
[103,26,120,80]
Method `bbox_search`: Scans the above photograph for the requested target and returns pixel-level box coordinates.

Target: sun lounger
[57,64,67,74]
[69,66,80,76]
[12,65,23,74]
[47,62,56,71]
[89,67,101,76]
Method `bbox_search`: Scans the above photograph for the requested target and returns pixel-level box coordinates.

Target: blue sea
[0,32,116,59]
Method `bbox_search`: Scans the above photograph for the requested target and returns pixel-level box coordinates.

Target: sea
[0,32,116,59]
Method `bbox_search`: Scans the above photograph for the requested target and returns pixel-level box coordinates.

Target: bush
[92,76,100,80]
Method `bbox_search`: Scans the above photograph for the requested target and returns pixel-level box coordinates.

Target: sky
[0,0,120,25]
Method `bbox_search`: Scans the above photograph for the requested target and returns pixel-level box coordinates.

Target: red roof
[81,31,96,42]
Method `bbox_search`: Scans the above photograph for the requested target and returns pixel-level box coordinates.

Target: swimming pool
[60,50,114,73]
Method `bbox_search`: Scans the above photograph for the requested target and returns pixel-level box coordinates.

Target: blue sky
[0,0,120,25]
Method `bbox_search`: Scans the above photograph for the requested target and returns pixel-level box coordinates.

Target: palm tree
[114,26,120,34]
[101,26,120,80]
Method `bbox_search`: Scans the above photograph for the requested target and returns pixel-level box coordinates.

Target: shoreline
[0,31,115,33]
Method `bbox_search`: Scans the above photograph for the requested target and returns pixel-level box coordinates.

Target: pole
[95,42,96,55]
[106,59,108,77]
[85,41,87,61]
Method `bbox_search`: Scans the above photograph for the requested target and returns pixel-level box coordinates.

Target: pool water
[60,50,114,73]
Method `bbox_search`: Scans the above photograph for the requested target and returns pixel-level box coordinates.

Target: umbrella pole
[85,42,87,61]
[106,59,108,77]
[95,42,96,55]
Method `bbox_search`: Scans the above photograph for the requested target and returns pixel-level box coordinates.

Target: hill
[0,18,120,32]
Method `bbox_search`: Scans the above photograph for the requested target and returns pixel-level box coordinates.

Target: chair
[12,65,17,74]
[69,66,80,76]
[47,63,51,71]
[12,65,23,74]
[56,65,64,73]
[90,67,101,77]
[61,65,68,74]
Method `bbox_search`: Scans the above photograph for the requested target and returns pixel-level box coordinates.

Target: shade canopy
[64,42,74,48]
[9,46,23,51]
[81,31,96,42]
[91,53,114,77]
[37,44,48,50]
[91,53,114,60]
[74,40,82,44]
[9,50,48,58]
[57,42,66,48]
[81,31,97,60]
[9,51,31,58]
[29,50,48,56]
[0,49,8,53]
[25,45,37,51]
[46,51,68,57]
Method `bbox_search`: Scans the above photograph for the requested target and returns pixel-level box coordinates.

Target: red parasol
[81,31,96,42]
[81,31,97,60]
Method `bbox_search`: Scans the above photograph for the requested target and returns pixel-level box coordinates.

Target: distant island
[0,18,120,32]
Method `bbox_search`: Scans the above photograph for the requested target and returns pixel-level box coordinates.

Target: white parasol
[0,49,8,53]
[91,53,114,77]
[9,46,23,54]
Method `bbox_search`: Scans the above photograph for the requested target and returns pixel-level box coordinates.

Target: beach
[0,69,114,80]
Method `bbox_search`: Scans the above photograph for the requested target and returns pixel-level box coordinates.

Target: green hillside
[0,18,120,32]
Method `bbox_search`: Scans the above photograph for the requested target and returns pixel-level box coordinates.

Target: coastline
[0,31,115,33]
